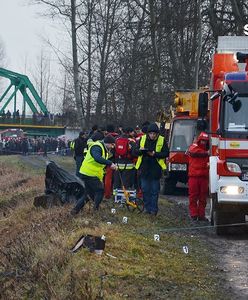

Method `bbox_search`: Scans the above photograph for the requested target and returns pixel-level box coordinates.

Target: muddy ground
[165,188,248,300]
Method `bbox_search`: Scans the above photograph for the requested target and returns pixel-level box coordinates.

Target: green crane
[0,67,48,115]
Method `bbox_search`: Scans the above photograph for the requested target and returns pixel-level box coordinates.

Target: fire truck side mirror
[236,52,248,63]
[224,92,242,112]
[232,99,242,112]
[198,92,208,118]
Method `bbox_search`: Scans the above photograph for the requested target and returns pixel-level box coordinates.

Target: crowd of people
[70,122,169,216]
[0,109,63,126]
[0,109,21,120]
[0,120,210,220]
[69,122,210,221]
[0,136,68,156]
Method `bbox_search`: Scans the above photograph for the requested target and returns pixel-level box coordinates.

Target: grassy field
[0,155,225,299]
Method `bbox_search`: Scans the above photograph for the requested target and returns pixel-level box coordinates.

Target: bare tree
[33,0,85,127]
[79,0,96,125]
[92,0,121,120]
[148,0,162,102]
[194,0,203,89]
[32,0,248,127]
[70,0,85,127]
[32,49,52,107]
[114,0,148,123]
[207,0,248,41]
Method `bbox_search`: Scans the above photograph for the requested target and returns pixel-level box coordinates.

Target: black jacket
[133,135,169,179]
[74,137,87,157]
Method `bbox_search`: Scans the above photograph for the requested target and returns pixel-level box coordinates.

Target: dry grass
[0,156,226,300]
[0,163,43,216]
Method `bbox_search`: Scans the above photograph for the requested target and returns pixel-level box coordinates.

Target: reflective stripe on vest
[116,163,135,170]
[79,141,108,181]
[135,135,166,170]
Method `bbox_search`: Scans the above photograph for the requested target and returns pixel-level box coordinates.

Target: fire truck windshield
[224,95,248,132]
[170,119,197,152]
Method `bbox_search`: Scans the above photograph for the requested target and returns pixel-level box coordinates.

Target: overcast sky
[0,0,67,113]
[0,0,60,73]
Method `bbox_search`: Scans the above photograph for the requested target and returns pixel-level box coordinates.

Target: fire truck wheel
[229,212,246,229]
[213,208,228,235]
[210,199,214,226]
[210,194,217,226]
[213,208,245,235]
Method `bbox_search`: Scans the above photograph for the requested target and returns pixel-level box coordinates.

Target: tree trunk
[195,0,202,90]
[95,0,119,119]
[123,0,147,122]
[71,0,84,128]
[86,0,94,126]
[149,0,162,103]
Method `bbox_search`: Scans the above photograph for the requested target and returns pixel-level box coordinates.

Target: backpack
[115,137,130,158]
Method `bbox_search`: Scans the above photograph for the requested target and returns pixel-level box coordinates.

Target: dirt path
[19,154,75,173]
[20,154,48,169]
[208,233,248,299]
[164,191,248,299]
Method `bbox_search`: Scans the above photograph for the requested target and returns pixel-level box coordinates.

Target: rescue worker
[113,127,136,189]
[104,124,118,199]
[87,124,99,139]
[71,131,88,177]
[80,130,105,165]
[135,122,149,198]
[71,135,118,215]
[133,123,169,215]
[186,132,209,221]
[136,121,150,141]
[91,130,105,142]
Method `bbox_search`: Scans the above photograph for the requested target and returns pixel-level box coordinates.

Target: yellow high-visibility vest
[135,135,166,170]
[83,138,94,156]
[80,141,108,181]
[70,141,75,150]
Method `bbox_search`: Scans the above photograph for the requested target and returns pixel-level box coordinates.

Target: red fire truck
[162,91,208,194]
[206,36,248,234]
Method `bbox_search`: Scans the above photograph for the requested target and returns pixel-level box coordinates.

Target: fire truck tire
[210,213,214,226]
[210,194,217,226]
[210,201,214,226]
[229,212,245,229]
[213,208,245,235]
[213,208,228,235]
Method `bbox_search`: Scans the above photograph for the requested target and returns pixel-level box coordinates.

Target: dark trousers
[73,174,104,212]
[75,156,84,177]
[140,177,160,214]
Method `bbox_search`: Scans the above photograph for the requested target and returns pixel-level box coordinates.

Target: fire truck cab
[208,36,248,234]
